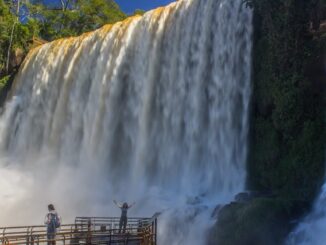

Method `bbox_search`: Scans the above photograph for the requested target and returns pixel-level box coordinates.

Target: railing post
[30,228,34,245]
[155,218,157,245]
[124,232,129,245]
[86,219,92,245]
[26,227,29,245]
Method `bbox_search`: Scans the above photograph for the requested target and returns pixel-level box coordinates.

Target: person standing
[113,200,135,233]
[44,204,61,245]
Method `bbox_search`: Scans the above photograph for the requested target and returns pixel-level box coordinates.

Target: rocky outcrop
[206,191,310,245]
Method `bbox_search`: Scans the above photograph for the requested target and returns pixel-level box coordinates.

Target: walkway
[0,216,157,245]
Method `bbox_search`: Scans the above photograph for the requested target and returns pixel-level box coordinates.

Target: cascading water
[0,0,252,243]
[287,172,326,245]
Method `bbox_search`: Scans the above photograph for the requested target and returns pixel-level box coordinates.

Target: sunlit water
[0,0,252,244]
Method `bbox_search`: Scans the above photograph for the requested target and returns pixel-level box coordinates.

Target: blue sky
[44,0,176,14]
[43,0,176,14]
[115,0,176,14]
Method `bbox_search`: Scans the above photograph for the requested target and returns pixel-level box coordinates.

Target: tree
[6,0,20,73]
[0,0,128,79]
[0,0,40,76]
[0,0,16,75]
[133,9,145,16]
[29,0,127,41]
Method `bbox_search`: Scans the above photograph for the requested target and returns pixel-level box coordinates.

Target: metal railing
[0,215,157,245]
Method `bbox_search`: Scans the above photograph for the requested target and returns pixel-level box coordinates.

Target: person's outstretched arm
[128,202,136,209]
[113,200,123,208]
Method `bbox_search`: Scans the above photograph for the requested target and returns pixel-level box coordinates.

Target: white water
[0,0,252,244]
[287,178,326,245]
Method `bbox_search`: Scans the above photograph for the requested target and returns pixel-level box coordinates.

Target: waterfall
[0,0,252,244]
[287,174,326,245]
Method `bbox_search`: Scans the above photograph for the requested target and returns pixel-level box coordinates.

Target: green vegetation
[208,198,292,245]
[1,0,325,242]
[0,0,37,76]
[248,0,326,203]
[31,0,126,41]
[0,75,10,89]
[133,9,146,16]
[210,0,326,244]
[0,0,128,92]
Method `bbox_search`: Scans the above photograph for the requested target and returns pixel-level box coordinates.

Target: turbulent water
[287,177,326,245]
[0,0,252,243]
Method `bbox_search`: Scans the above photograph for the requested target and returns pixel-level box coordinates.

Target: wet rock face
[207,198,292,245]
[234,192,251,203]
[234,191,276,203]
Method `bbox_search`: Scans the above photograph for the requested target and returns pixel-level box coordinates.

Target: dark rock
[0,71,17,106]
[207,198,293,245]
[234,191,276,203]
[211,205,222,219]
[235,192,251,203]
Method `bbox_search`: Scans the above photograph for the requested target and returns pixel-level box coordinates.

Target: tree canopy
[28,0,127,40]
[0,0,129,78]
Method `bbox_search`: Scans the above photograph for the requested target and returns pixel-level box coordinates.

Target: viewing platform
[0,216,157,245]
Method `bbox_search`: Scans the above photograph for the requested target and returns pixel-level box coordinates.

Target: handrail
[0,216,157,245]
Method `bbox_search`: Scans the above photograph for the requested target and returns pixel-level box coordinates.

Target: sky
[43,0,176,15]
[115,0,176,14]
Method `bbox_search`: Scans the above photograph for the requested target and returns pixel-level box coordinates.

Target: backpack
[49,213,61,229]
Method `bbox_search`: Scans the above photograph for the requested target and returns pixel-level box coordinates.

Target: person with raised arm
[113,200,135,233]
